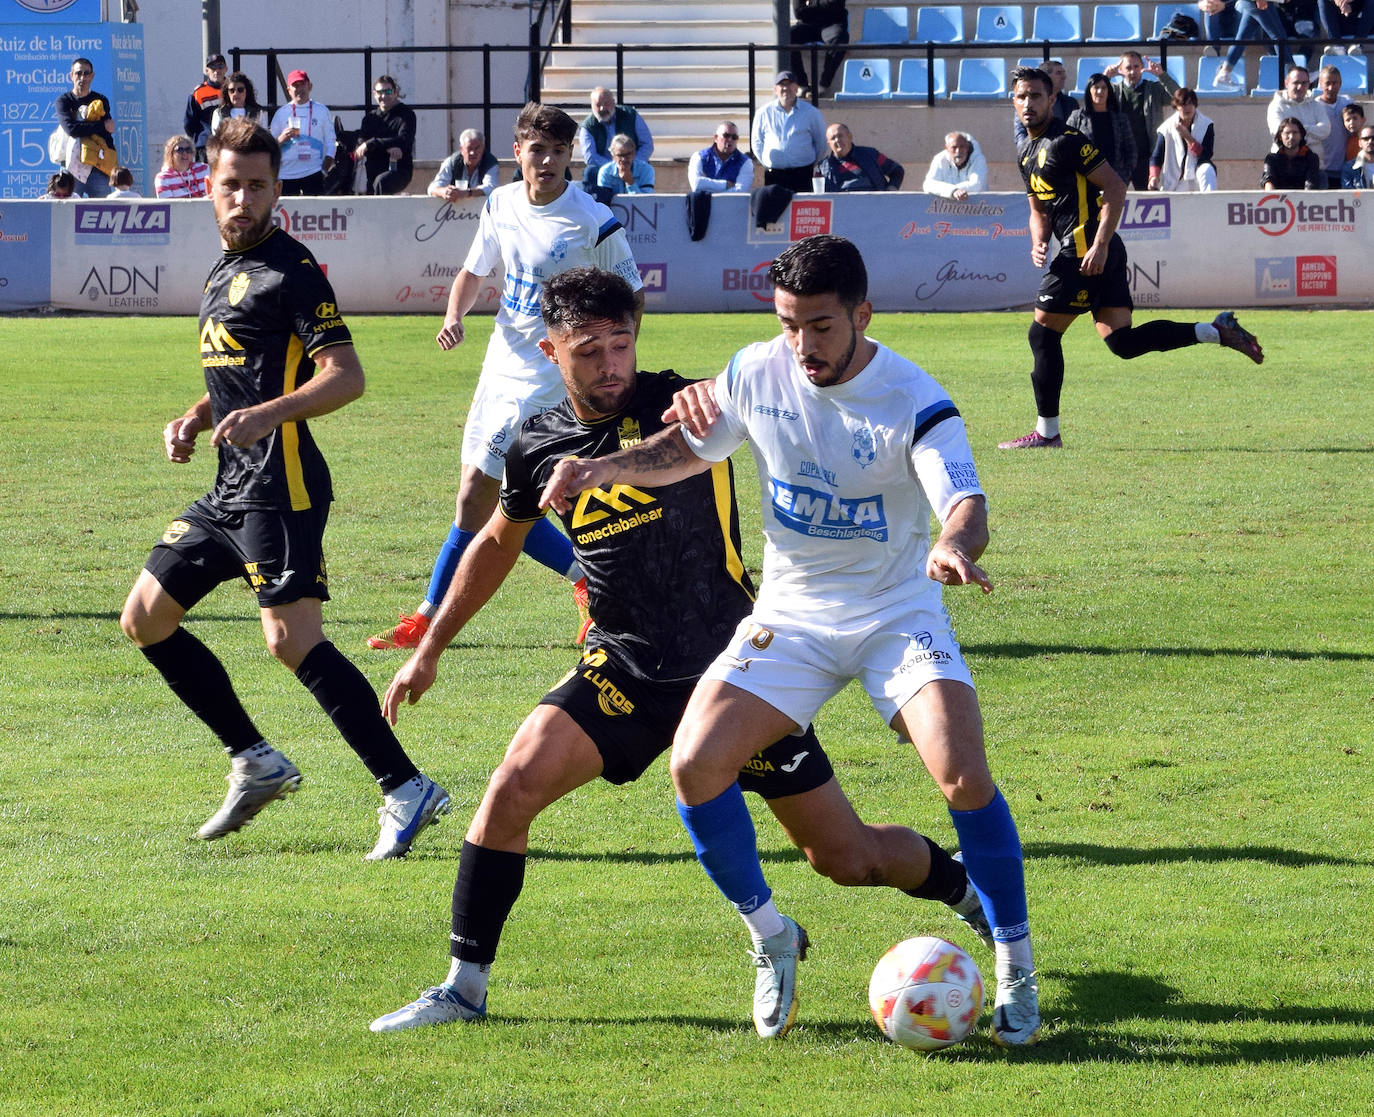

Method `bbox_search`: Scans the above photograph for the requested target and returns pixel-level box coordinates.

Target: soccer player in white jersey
[542,235,1041,1046]
[369,103,644,650]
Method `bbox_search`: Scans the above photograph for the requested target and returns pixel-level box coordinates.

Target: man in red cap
[269,69,335,194]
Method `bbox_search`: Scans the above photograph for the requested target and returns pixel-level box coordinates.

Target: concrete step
[572,0,772,18]
[570,20,775,45]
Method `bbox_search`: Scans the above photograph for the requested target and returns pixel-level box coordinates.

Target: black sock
[139,627,263,754]
[902,837,969,905]
[1028,320,1066,418]
[294,640,419,792]
[1104,319,1199,359]
[451,840,528,965]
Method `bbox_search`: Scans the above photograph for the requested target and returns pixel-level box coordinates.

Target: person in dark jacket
[817,122,903,191]
[789,0,849,93]
[1263,117,1324,189]
[353,74,416,194]
[183,52,226,162]
[55,56,117,198]
[1066,74,1138,187]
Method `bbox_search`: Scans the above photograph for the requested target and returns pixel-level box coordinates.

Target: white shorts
[700,600,975,732]
[459,330,564,478]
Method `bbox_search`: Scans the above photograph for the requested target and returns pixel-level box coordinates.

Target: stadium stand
[835,57,893,99]
[893,56,949,99]
[860,6,911,43]
[1151,3,1194,38]
[914,5,966,43]
[950,55,1007,98]
[1031,4,1083,43]
[1318,52,1369,95]
[1196,54,1245,97]
[973,5,1024,44]
[1087,4,1142,43]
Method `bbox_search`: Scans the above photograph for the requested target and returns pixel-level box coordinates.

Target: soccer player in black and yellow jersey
[998,66,1265,451]
[120,119,449,859]
[368,267,993,1032]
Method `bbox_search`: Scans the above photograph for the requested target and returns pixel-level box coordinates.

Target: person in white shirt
[750,71,828,193]
[1265,66,1331,154]
[268,69,335,195]
[541,234,1042,1048]
[922,131,987,199]
[368,103,643,652]
[687,121,754,193]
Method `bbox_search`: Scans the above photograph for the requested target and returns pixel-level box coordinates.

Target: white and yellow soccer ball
[868,935,984,1051]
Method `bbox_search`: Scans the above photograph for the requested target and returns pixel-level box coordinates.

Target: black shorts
[541,647,835,797]
[1036,235,1133,316]
[143,496,331,610]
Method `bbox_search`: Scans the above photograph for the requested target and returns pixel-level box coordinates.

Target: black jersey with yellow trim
[502,371,756,684]
[1019,117,1108,258]
[199,225,351,511]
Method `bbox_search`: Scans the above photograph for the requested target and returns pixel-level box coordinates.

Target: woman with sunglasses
[154,134,210,198]
[210,72,266,134]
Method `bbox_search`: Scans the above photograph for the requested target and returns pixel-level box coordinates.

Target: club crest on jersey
[618,417,642,448]
[550,237,569,262]
[228,272,250,306]
[161,519,191,544]
[852,426,877,468]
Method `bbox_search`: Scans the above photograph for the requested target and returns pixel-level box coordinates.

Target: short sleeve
[680,360,749,463]
[289,260,353,354]
[909,407,984,523]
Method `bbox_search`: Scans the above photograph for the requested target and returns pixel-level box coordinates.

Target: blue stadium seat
[974,6,1025,44]
[894,56,949,99]
[1161,54,1186,86]
[834,57,892,99]
[1319,52,1369,95]
[1072,56,1119,94]
[1250,53,1287,96]
[1196,55,1245,96]
[1152,3,1193,38]
[914,6,965,43]
[950,56,1008,99]
[1089,4,1143,42]
[1031,4,1083,43]
[860,6,909,44]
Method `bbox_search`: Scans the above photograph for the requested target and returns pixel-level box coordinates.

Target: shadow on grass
[967,641,1374,663]
[1027,841,1371,869]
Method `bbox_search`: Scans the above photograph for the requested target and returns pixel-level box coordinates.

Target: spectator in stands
[1265,66,1332,153]
[1263,117,1325,186]
[1341,102,1366,159]
[1148,88,1218,190]
[353,74,416,195]
[155,134,210,198]
[1197,1,1239,54]
[751,71,828,193]
[270,70,336,196]
[789,0,849,95]
[817,122,903,191]
[578,86,654,189]
[1067,75,1138,186]
[1105,51,1180,189]
[1317,0,1374,50]
[42,171,75,198]
[1212,2,1297,89]
[1312,65,1353,185]
[55,57,117,198]
[429,129,500,201]
[687,121,754,193]
[1340,122,1374,185]
[597,133,655,195]
[921,130,985,199]
[184,53,226,162]
[1014,59,1076,146]
[107,167,139,198]
[210,72,266,134]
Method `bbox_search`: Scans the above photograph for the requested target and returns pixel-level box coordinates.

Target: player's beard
[800,322,859,387]
[218,207,274,252]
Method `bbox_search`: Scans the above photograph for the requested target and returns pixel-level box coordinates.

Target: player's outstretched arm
[164,394,212,463]
[661,379,720,439]
[927,495,993,594]
[540,427,709,514]
[382,511,531,724]
[436,269,483,350]
[210,343,364,449]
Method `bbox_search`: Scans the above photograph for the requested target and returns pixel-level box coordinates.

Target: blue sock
[521,516,576,578]
[423,524,475,610]
[949,789,1029,942]
[677,784,771,914]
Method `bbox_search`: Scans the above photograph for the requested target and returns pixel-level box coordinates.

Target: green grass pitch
[0,308,1370,1116]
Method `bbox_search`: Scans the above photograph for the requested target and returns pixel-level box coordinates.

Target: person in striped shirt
[154,134,209,198]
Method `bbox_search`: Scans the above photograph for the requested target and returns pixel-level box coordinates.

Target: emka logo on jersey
[770,477,887,541]
[74,203,172,245]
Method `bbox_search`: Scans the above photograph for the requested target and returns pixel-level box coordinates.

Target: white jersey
[464,180,642,402]
[684,336,983,625]
[268,100,335,181]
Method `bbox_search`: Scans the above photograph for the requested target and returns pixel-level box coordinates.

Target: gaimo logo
[1226,195,1356,237]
